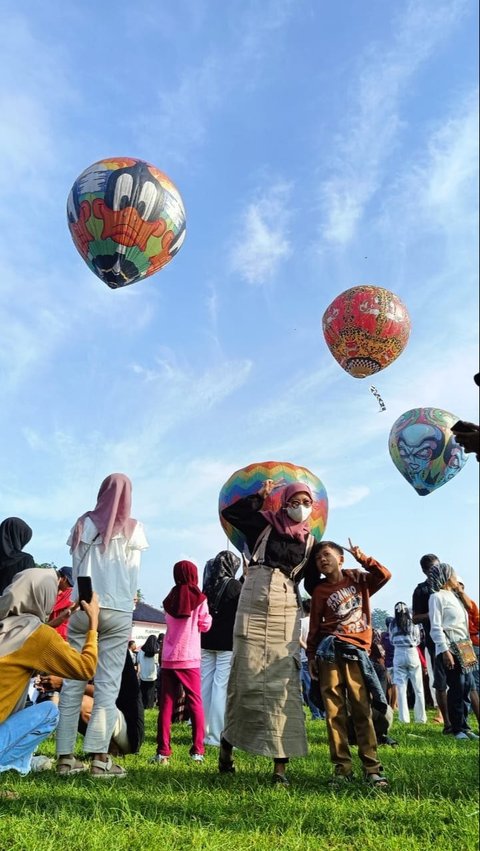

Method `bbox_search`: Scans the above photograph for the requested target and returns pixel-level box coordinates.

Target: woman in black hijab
[0,518,35,595]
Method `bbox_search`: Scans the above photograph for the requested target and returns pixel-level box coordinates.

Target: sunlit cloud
[229,182,293,286]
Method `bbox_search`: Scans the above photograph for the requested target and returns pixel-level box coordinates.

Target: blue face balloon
[389,407,468,496]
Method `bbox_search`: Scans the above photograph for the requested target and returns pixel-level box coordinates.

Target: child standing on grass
[151,561,211,765]
[305,539,391,789]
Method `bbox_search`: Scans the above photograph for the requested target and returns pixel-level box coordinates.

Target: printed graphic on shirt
[326,585,367,636]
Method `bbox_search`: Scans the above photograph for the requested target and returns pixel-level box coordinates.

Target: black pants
[140,680,156,709]
[444,659,470,734]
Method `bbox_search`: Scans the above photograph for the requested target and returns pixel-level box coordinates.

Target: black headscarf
[0,517,35,595]
[202,551,240,614]
[427,562,455,593]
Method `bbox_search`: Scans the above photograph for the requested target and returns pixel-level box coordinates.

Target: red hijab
[163,560,206,619]
[70,473,137,553]
[260,482,313,542]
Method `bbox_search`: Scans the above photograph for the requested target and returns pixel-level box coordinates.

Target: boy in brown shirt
[306,539,391,789]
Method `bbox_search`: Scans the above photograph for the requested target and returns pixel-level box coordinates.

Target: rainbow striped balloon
[219,461,328,552]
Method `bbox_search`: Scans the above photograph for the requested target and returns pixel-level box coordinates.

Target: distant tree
[136,588,145,602]
[372,608,390,630]
[35,562,57,570]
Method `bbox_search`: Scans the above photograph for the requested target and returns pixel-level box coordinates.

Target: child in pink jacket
[152,561,211,764]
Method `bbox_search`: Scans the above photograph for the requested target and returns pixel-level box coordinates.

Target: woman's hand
[258,479,276,498]
[308,659,319,681]
[81,592,100,632]
[442,649,455,670]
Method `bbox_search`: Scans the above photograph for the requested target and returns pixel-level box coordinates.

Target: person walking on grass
[56,473,148,778]
[389,602,427,724]
[428,563,479,741]
[151,561,211,765]
[306,539,391,790]
[201,551,242,747]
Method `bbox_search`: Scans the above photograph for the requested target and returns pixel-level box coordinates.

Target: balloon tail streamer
[370,385,386,412]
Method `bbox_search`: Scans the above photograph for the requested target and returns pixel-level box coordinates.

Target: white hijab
[0,567,57,658]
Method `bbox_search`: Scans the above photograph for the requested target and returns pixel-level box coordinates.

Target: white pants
[201,649,232,746]
[56,608,132,754]
[393,646,427,723]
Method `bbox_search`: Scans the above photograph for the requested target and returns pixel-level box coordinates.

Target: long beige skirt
[223,565,307,758]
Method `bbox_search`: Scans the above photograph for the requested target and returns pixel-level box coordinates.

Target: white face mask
[286,505,312,523]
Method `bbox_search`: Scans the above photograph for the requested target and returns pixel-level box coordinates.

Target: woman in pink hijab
[56,474,148,778]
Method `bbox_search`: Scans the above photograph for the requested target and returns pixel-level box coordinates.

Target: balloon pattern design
[388,407,468,496]
[67,157,186,289]
[218,460,328,552]
[323,285,411,378]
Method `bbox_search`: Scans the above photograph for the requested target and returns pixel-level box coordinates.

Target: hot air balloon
[67,157,186,289]
[219,461,328,553]
[322,285,410,378]
[389,407,468,496]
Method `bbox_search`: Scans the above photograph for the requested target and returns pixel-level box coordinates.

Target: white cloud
[230,182,293,285]
[329,486,371,509]
[318,0,469,246]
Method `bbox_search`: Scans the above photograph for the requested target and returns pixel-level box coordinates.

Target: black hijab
[202,551,240,614]
[0,517,35,595]
[141,634,159,658]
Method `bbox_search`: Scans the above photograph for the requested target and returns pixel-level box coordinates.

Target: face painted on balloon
[67,189,94,258]
[92,163,168,250]
[397,423,444,484]
[443,438,465,481]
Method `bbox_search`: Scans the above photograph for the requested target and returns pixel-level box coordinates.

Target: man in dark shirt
[412,553,450,731]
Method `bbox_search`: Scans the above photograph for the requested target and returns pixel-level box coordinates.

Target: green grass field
[0,711,478,851]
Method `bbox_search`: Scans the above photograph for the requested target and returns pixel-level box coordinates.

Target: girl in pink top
[152,561,211,764]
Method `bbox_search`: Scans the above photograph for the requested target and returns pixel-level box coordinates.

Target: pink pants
[156,667,205,756]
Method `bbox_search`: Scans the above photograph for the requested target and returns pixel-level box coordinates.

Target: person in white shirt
[56,473,149,776]
[428,563,479,741]
[389,602,426,723]
[137,635,158,708]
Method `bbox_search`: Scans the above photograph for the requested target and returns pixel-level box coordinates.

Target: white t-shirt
[68,516,149,612]
[429,589,469,656]
[137,649,158,681]
[300,615,310,663]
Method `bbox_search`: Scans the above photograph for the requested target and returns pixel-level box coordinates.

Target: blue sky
[0,0,478,616]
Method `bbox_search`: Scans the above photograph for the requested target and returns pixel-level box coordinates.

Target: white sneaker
[191,754,204,763]
[454,732,469,740]
[149,754,170,765]
[465,731,479,740]
[31,755,54,772]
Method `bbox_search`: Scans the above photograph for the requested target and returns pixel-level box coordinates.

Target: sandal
[328,773,353,790]
[272,772,290,787]
[365,773,389,790]
[91,756,126,778]
[56,756,87,776]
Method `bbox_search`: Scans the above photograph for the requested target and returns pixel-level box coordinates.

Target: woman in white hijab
[0,568,98,775]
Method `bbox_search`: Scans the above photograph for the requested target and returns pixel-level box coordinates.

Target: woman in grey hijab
[0,568,99,775]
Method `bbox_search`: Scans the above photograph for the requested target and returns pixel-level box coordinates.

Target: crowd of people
[0,474,478,791]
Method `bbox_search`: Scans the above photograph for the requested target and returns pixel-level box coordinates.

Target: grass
[0,710,478,851]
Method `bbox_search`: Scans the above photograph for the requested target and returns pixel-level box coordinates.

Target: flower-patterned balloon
[323,285,411,378]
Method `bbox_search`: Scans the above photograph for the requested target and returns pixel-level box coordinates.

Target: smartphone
[77,576,93,605]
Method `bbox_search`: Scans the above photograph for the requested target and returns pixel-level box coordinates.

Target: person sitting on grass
[0,568,98,776]
[305,539,391,790]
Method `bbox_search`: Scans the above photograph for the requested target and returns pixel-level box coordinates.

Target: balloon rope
[370,385,386,412]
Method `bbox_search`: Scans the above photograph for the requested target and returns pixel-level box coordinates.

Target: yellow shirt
[0,624,98,722]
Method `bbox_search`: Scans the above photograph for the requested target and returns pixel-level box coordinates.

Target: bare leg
[436,689,450,729]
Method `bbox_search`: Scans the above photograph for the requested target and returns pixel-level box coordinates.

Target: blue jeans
[301,660,323,719]
[0,702,58,775]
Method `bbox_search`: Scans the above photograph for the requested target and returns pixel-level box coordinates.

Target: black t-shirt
[201,578,242,652]
[222,494,316,581]
[412,580,435,653]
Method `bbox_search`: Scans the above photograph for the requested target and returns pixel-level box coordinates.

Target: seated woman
[0,568,98,775]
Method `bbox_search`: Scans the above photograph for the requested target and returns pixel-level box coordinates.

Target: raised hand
[344,538,366,562]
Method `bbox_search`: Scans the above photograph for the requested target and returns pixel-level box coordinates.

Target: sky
[0,0,478,617]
